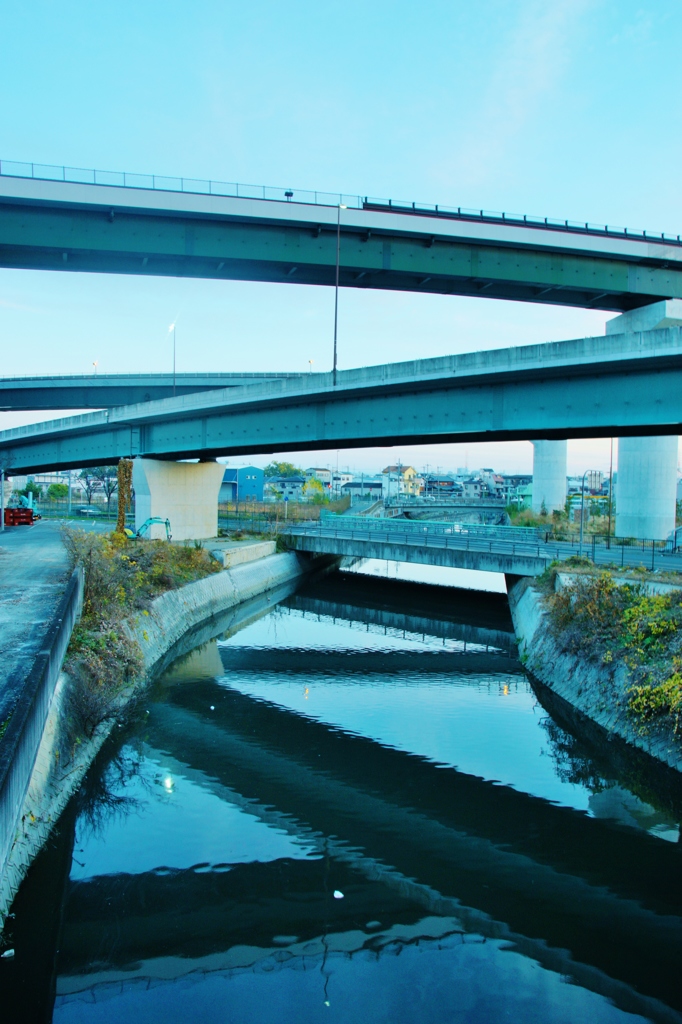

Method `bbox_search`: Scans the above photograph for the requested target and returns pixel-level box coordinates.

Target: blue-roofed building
[219,466,264,503]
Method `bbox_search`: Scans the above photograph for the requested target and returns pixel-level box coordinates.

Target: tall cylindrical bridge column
[531,440,567,513]
[615,437,678,541]
[607,301,682,541]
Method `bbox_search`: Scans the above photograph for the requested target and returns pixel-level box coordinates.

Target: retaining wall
[0,550,329,928]
[0,568,83,924]
[508,577,682,773]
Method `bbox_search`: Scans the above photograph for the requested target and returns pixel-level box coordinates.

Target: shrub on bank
[543,570,682,733]
[61,528,222,741]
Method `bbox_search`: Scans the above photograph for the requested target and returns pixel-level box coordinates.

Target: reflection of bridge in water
[282,572,517,654]
[50,671,682,1022]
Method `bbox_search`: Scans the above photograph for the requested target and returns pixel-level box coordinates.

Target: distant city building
[331,471,354,496]
[305,467,332,485]
[422,474,461,498]
[220,466,264,503]
[381,465,421,498]
[264,475,306,501]
[341,477,383,500]
[499,474,532,505]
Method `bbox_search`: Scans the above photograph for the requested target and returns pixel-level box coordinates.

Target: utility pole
[332,203,346,386]
[607,437,614,549]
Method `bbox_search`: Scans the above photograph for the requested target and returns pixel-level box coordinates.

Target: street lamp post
[578,469,597,557]
[169,322,177,396]
[607,437,614,549]
[332,203,346,386]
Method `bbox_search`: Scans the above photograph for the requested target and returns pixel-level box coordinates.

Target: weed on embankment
[61,528,221,742]
[542,567,682,733]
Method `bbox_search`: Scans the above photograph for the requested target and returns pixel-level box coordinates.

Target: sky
[1,0,681,476]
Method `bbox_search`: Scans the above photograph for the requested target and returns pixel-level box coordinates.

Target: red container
[4,507,34,526]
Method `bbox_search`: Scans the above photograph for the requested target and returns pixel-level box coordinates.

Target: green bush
[61,528,222,740]
[543,569,682,732]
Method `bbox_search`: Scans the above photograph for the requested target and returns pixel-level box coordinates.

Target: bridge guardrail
[320,513,544,542]
[317,513,682,555]
[2,159,680,246]
[290,518,682,572]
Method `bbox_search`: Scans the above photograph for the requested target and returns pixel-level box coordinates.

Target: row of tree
[16,466,119,511]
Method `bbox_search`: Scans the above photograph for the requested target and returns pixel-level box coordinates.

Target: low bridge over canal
[284,515,682,578]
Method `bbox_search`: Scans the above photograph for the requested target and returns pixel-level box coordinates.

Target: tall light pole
[578,469,598,557]
[607,437,614,549]
[332,203,347,386]
[168,322,177,396]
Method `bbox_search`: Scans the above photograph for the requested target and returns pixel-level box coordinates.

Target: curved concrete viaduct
[0,327,681,474]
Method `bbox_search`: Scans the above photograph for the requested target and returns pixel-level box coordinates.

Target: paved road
[0,518,108,721]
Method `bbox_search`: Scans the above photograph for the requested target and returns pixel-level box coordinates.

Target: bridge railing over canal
[283,514,682,575]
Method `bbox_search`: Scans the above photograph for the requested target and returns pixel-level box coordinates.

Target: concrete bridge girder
[286,532,550,577]
[2,328,682,475]
[2,175,682,309]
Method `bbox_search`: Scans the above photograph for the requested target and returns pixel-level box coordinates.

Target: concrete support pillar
[531,440,567,513]
[615,436,678,541]
[133,458,225,541]
[607,301,682,541]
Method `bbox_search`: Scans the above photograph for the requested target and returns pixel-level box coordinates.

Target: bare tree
[78,469,102,505]
[92,465,119,513]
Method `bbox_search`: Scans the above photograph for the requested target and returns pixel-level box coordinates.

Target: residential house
[219,466,264,503]
[381,465,422,498]
[341,477,383,501]
[265,475,307,501]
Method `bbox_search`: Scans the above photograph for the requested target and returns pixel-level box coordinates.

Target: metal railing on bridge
[285,513,682,572]
[319,513,546,542]
[2,158,680,245]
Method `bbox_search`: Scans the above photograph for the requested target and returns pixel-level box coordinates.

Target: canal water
[3,564,682,1024]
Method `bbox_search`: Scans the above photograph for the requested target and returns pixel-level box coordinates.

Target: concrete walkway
[0,521,72,722]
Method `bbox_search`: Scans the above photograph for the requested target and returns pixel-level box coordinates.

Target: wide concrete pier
[133,458,225,541]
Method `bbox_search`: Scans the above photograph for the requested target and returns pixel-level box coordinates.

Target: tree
[91,466,119,512]
[47,483,69,501]
[303,478,326,504]
[79,469,103,505]
[264,461,302,478]
[540,499,548,517]
[17,481,42,500]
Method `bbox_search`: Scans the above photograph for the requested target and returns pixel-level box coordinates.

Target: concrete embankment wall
[0,569,83,926]
[508,577,682,773]
[0,550,330,928]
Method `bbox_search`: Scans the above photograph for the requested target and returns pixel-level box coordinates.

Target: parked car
[77,507,104,516]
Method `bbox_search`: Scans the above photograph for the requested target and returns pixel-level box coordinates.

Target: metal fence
[2,158,679,245]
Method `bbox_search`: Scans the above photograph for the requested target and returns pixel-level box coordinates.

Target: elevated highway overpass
[2,161,682,310]
[0,326,681,474]
[0,371,306,410]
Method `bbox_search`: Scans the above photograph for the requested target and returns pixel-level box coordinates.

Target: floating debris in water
[333,890,344,899]
[1,949,15,959]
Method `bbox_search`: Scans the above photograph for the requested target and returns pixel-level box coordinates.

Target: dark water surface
[3,566,682,1024]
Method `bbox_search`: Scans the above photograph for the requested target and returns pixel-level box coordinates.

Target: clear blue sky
[1,0,680,475]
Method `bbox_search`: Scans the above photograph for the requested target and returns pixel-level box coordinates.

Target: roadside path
[0,519,106,722]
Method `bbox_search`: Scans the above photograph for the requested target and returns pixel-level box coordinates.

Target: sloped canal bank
[2,566,682,1024]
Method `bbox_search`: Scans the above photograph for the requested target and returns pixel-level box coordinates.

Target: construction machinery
[124,518,172,542]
